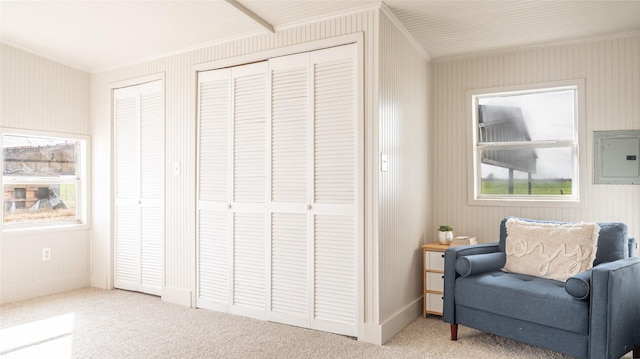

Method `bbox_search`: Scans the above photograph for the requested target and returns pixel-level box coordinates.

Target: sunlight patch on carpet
[0,313,74,358]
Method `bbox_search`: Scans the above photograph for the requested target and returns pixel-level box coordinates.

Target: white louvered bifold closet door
[197,69,231,311]
[114,80,164,296]
[268,53,310,328]
[197,62,268,319]
[197,43,359,336]
[267,44,358,337]
[309,45,357,336]
[230,63,267,319]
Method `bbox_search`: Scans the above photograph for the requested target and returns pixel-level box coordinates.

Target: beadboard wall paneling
[1,229,90,303]
[0,44,91,304]
[91,9,383,331]
[377,13,430,326]
[0,44,91,134]
[432,35,640,244]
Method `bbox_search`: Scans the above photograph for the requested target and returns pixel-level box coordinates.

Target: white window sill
[469,197,584,208]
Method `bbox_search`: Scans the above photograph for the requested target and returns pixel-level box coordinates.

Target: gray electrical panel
[594,130,640,184]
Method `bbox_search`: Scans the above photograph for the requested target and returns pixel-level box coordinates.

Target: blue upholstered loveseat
[443,217,640,359]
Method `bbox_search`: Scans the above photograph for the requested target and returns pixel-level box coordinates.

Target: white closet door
[229,63,267,318]
[197,69,231,311]
[309,44,357,336]
[114,96,140,289]
[268,53,310,328]
[267,44,358,336]
[196,62,268,319]
[114,80,164,296]
[196,44,359,336]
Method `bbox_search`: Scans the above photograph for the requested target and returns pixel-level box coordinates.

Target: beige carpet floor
[0,288,632,358]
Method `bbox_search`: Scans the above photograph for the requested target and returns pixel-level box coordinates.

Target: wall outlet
[42,248,51,261]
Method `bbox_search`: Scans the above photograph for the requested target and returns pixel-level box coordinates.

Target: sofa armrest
[589,256,640,359]
[443,243,500,324]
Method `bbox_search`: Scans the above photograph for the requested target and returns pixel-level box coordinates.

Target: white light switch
[381,153,388,172]
[172,161,181,176]
[42,248,51,261]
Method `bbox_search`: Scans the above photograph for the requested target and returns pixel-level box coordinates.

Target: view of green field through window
[475,87,577,198]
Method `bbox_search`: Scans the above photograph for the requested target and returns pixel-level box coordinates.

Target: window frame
[467,79,586,207]
[1,128,90,231]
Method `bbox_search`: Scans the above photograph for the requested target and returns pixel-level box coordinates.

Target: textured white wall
[431,35,640,244]
[0,44,91,303]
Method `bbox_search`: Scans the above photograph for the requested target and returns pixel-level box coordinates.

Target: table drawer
[426,292,443,314]
[426,271,444,291]
[426,251,445,270]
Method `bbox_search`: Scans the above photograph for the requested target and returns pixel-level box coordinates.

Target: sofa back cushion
[499,217,629,267]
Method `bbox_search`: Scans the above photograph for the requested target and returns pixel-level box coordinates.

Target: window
[469,80,584,205]
[2,130,88,228]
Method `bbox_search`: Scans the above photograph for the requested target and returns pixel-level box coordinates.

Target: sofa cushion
[502,218,599,281]
[455,271,590,335]
[565,270,591,300]
[593,222,629,265]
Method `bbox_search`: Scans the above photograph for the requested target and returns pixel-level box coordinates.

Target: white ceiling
[1,0,639,73]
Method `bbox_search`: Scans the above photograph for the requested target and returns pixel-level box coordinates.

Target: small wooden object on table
[422,243,449,317]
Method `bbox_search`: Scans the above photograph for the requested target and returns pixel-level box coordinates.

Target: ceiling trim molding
[379,2,431,62]
[93,30,266,74]
[0,39,91,73]
[273,2,381,32]
[431,30,640,64]
[224,0,274,34]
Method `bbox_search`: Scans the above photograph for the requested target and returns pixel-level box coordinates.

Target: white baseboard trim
[162,286,192,307]
[380,297,423,344]
[358,322,383,345]
[1,274,90,304]
[358,297,423,345]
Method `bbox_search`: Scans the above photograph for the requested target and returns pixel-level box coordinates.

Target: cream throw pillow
[502,219,600,282]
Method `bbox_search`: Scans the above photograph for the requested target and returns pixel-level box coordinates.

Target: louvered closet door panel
[312,49,356,205]
[270,54,308,203]
[233,64,267,204]
[196,69,232,310]
[114,206,140,289]
[198,70,230,202]
[114,93,140,291]
[140,92,164,203]
[310,44,358,337]
[140,207,162,294]
[269,213,308,327]
[312,214,356,336]
[114,97,138,201]
[232,212,265,318]
[197,210,229,311]
[139,90,164,295]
